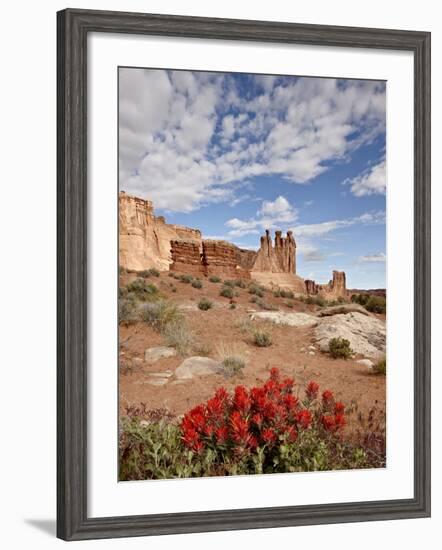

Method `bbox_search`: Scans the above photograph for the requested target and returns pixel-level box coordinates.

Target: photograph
[118,67,387,480]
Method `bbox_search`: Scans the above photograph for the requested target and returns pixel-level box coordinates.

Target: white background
[0,0,439,548]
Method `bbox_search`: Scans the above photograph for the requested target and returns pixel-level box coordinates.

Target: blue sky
[119,68,386,289]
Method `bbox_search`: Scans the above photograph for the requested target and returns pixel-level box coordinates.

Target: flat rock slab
[317,304,370,317]
[356,358,375,369]
[144,346,177,363]
[148,370,173,378]
[175,357,222,380]
[314,311,386,360]
[250,311,318,328]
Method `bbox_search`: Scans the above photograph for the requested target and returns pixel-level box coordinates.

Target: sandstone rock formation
[170,240,203,275]
[252,229,296,274]
[304,271,347,299]
[250,311,318,328]
[202,240,240,278]
[119,192,201,271]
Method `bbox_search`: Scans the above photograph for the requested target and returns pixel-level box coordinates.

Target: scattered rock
[308,351,315,356]
[317,304,370,317]
[308,345,316,351]
[175,357,222,380]
[356,358,375,369]
[249,311,318,328]
[144,346,177,363]
[141,378,169,386]
[148,370,173,378]
[314,312,386,359]
[132,357,143,366]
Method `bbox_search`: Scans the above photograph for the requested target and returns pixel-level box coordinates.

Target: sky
[119,68,386,289]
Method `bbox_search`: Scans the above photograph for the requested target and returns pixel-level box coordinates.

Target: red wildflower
[233,385,251,413]
[322,414,336,432]
[270,367,280,380]
[283,393,299,411]
[248,435,259,450]
[262,427,277,444]
[215,426,229,444]
[214,387,229,403]
[286,425,298,442]
[334,413,346,430]
[322,389,334,405]
[251,413,263,428]
[334,401,345,415]
[206,396,224,419]
[192,440,205,453]
[230,411,250,443]
[296,409,312,430]
[281,377,295,393]
[182,427,202,450]
[306,381,320,400]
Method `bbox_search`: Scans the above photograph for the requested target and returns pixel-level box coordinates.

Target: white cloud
[119,69,386,212]
[225,196,298,237]
[358,252,386,263]
[345,159,386,197]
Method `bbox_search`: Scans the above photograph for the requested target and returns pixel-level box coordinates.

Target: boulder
[317,304,370,317]
[144,346,177,363]
[174,357,222,380]
[250,311,318,328]
[314,312,386,359]
[356,358,375,369]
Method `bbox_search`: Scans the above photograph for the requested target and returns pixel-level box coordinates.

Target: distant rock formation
[119,192,348,297]
[304,271,347,299]
[119,192,201,271]
[251,229,296,274]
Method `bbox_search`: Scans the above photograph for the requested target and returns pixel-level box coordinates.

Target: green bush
[126,278,159,301]
[163,320,194,356]
[373,357,386,375]
[305,295,326,307]
[365,296,386,314]
[220,286,234,299]
[234,279,247,289]
[285,300,294,309]
[221,356,245,376]
[139,300,183,332]
[222,280,235,288]
[178,274,193,284]
[119,266,127,276]
[191,279,203,289]
[255,299,278,311]
[253,329,273,347]
[249,284,264,298]
[119,295,138,323]
[328,337,352,359]
[208,275,221,283]
[198,298,213,311]
[229,303,236,310]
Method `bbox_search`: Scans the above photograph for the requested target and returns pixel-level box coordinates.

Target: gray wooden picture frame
[57,8,431,541]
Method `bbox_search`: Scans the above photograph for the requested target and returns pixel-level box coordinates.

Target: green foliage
[328,337,352,359]
[255,299,278,311]
[163,320,194,356]
[119,266,127,276]
[351,293,386,314]
[249,284,264,297]
[229,303,236,310]
[304,295,326,307]
[208,275,221,283]
[178,274,193,284]
[284,300,294,309]
[221,356,246,376]
[252,329,273,347]
[373,357,386,375]
[220,286,234,299]
[234,279,247,289]
[222,280,235,288]
[139,300,183,332]
[118,295,138,323]
[273,289,294,299]
[191,279,203,289]
[198,297,213,311]
[126,278,159,301]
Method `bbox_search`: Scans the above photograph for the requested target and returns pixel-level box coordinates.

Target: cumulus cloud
[119,68,386,212]
[345,159,386,197]
[225,196,298,237]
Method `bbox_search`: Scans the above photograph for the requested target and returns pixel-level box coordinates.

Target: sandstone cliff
[251,230,296,274]
[119,192,201,271]
[304,271,347,299]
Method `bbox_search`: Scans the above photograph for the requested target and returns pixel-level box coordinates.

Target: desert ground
[119,270,386,430]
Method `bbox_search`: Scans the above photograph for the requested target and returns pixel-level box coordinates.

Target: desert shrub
[328,337,352,359]
[120,370,385,480]
[252,328,273,347]
[191,279,203,289]
[220,286,234,299]
[139,300,183,332]
[192,342,212,356]
[138,270,151,278]
[234,279,247,289]
[234,317,254,334]
[351,293,369,306]
[373,357,386,375]
[250,295,258,303]
[223,279,235,288]
[163,320,194,356]
[304,295,326,307]
[209,275,221,283]
[216,342,247,377]
[119,295,138,323]
[198,297,213,311]
[273,289,282,298]
[126,278,159,301]
[168,272,176,278]
[229,303,236,310]
[178,274,193,284]
[249,284,264,298]
[119,266,127,276]
[137,267,160,278]
[365,296,386,314]
[285,300,294,309]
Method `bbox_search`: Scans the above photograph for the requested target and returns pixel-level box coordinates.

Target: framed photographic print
[57,8,431,541]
